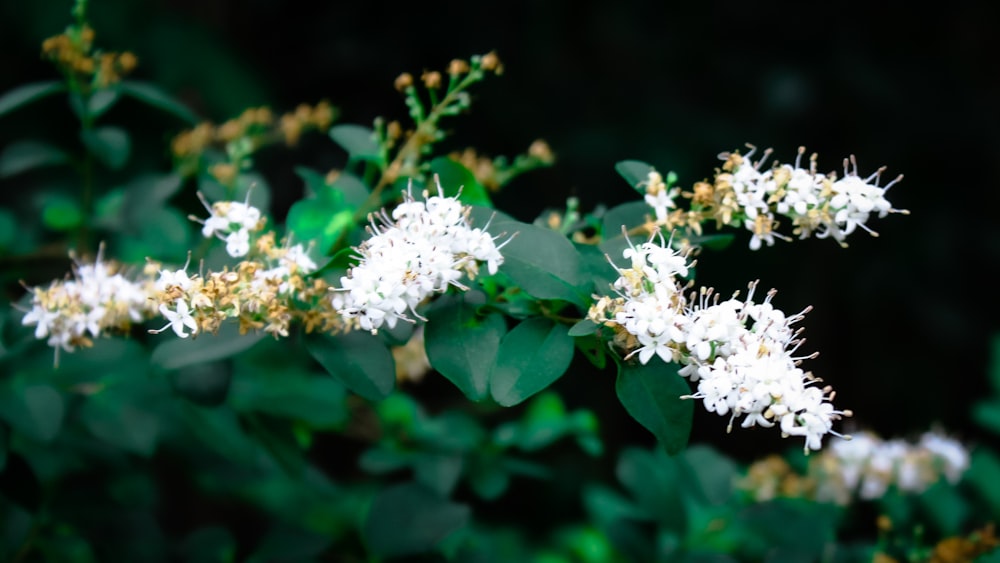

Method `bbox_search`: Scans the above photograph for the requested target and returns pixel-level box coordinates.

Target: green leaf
[284,197,352,255]
[965,448,1000,516]
[79,384,162,457]
[614,160,656,193]
[494,221,586,306]
[363,482,470,558]
[429,156,492,207]
[151,323,264,371]
[80,126,131,170]
[122,173,184,230]
[304,331,395,401]
[568,319,598,337]
[0,140,69,178]
[0,81,65,118]
[230,370,347,430]
[582,484,647,527]
[424,293,507,401]
[118,80,200,124]
[600,200,649,242]
[616,448,687,532]
[329,124,383,165]
[615,359,693,454]
[973,399,1000,435]
[489,317,575,407]
[169,362,232,406]
[87,88,121,120]
[0,383,65,442]
[42,196,84,231]
[680,445,739,505]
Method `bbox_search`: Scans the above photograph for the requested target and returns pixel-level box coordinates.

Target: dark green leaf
[80,126,131,170]
[965,448,1000,516]
[363,482,470,558]
[429,156,492,207]
[304,331,395,401]
[329,124,382,165]
[87,88,120,119]
[42,196,84,231]
[681,445,739,505]
[568,319,598,336]
[575,241,618,295]
[616,448,687,532]
[425,293,506,401]
[230,371,348,430]
[600,201,649,242]
[414,453,464,497]
[615,359,693,454]
[0,81,65,118]
[169,362,232,406]
[79,386,161,457]
[489,317,575,407]
[0,140,69,178]
[0,382,64,442]
[614,160,656,193]
[468,453,510,500]
[973,399,1000,435]
[737,498,837,559]
[151,322,264,371]
[582,484,647,527]
[494,221,586,306]
[118,80,200,124]
[122,173,184,230]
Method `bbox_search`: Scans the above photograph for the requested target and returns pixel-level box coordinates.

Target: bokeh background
[2,0,998,479]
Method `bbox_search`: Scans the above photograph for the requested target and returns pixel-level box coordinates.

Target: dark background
[2,0,999,461]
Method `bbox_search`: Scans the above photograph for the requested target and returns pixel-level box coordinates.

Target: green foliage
[0,5,993,561]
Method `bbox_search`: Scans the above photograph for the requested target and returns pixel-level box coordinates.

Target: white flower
[154,299,198,338]
[333,180,507,334]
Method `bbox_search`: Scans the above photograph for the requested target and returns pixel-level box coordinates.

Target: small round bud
[448,59,470,75]
[421,70,442,89]
[394,72,414,92]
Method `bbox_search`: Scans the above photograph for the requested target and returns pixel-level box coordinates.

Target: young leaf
[304,331,395,401]
[424,293,506,401]
[363,482,470,558]
[615,359,693,454]
[0,140,69,178]
[87,88,121,120]
[80,126,131,170]
[429,156,492,207]
[118,80,200,124]
[614,160,656,193]
[329,124,383,165]
[0,81,65,118]
[489,317,575,407]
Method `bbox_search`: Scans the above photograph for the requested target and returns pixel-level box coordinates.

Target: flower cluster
[20,248,156,364]
[646,146,906,249]
[739,430,971,506]
[151,232,328,339]
[333,181,507,334]
[191,192,265,257]
[588,234,850,451]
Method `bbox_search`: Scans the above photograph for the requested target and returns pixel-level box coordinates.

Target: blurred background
[2,0,998,469]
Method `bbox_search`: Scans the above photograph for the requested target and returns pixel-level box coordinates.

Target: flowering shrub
[1,3,999,561]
